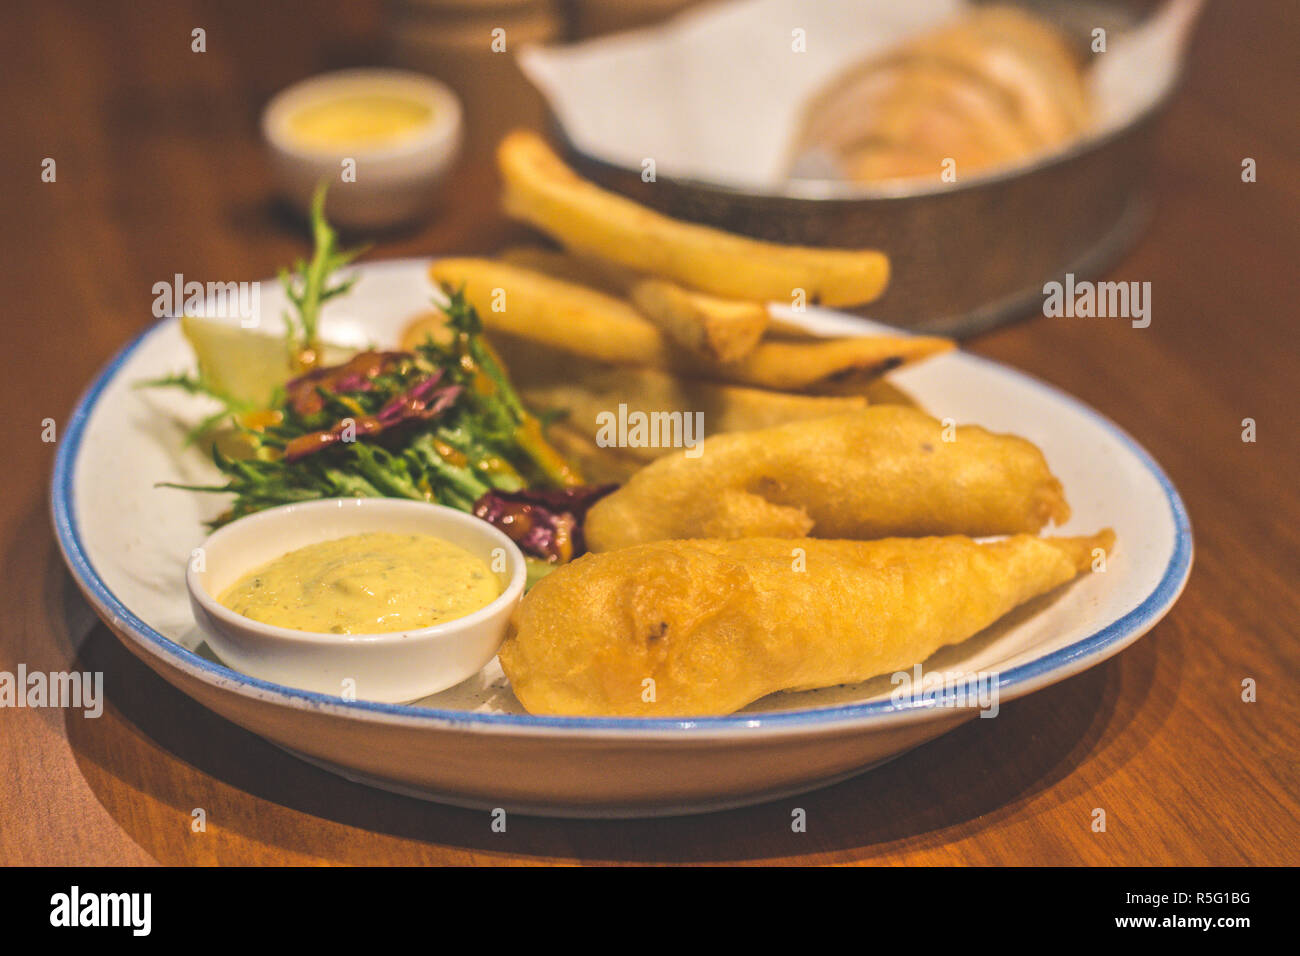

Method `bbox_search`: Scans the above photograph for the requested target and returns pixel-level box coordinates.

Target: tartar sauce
[219,532,499,634]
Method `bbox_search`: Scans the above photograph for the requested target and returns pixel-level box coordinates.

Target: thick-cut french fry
[544,422,647,484]
[430,257,673,363]
[628,280,768,364]
[398,309,454,350]
[501,246,768,363]
[861,377,921,407]
[764,315,825,339]
[494,339,870,445]
[712,336,950,391]
[500,245,625,294]
[497,130,891,306]
[428,258,952,391]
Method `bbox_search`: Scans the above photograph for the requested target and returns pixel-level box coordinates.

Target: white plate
[51,259,1192,817]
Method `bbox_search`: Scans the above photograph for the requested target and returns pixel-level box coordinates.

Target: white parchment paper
[519,0,1203,191]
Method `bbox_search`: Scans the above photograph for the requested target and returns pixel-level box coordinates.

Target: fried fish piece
[584,406,1070,551]
[500,531,1114,716]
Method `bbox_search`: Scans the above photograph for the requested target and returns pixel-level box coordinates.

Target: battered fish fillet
[499,531,1114,716]
[584,407,1069,551]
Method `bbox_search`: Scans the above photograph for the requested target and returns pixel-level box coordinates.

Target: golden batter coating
[584,407,1070,551]
[500,531,1114,716]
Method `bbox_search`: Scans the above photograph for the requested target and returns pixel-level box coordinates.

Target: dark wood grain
[2,0,1296,865]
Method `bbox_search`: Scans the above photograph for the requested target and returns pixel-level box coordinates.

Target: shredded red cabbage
[473,484,617,563]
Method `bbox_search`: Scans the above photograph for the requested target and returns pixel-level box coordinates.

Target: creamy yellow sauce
[219,533,499,634]
[288,95,433,149]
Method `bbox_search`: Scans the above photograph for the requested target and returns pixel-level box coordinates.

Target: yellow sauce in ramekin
[287,94,434,150]
[219,532,499,634]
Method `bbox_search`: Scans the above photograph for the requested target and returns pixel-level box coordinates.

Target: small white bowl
[187,498,525,703]
[261,68,463,230]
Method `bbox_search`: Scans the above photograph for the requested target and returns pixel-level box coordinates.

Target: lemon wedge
[179,313,353,408]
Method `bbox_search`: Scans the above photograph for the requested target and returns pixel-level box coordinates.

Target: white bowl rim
[261,67,463,162]
[186,497,527,646]
[50,259,1194,740]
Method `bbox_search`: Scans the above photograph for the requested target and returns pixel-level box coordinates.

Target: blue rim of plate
[51,312,1193,735]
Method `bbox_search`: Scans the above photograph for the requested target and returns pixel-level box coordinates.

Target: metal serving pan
[553,0,1180,337]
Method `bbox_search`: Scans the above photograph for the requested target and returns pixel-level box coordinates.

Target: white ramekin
[261,68,463,230]
[187,498,525,703]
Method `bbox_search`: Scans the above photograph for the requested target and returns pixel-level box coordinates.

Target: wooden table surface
[2,0,1296,866]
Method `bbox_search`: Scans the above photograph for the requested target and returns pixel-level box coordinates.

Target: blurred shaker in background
[563,0,702,38]
[386,0,706,161]
[386,0,562,161]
